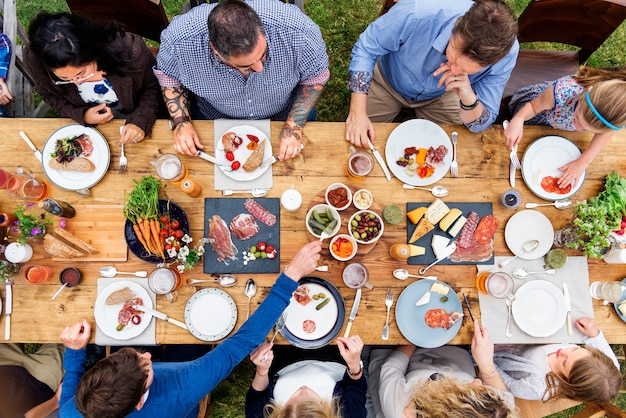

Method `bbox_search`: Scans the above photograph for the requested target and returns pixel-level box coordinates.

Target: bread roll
[48,157,95,172]
[54,227,97,254]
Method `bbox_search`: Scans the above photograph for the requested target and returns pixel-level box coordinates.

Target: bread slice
[106,287,135,305]
[54,227,98,254]
[48,157,95,172]
[43,234,85,258]
[243,138,266,172]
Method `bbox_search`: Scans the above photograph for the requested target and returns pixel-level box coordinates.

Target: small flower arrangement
[165,234,209,273]
[11,204,52,244]
[0,260,19,284]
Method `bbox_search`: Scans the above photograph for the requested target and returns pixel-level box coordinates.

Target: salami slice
[294,285,312,306]
[303,319,316,334]
[244,198,277,226]
[473,215,499,244]
[424,308,449,328]
[457,211,479,248]
[541,176,572,194]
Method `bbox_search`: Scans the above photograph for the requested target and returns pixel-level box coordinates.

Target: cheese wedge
[409,218,434,243]
[432,235,451,259]
[407,207,427,224]
[448,215,467,238]
[409,244,426,257]
[425,199,450,225]
[430,282,450,296]
[439,208,462,232]
[415,291,431,306]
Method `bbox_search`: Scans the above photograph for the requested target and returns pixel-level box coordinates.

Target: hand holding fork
[263,312,288,361]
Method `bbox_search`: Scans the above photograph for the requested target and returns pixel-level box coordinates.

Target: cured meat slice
[424,309,462,330]
[221,131,242,152]
[473,215,499,244]
[229,213,259,240]
[541,176,572,194]
[302,319,316,334]
[294,285,312,306]
[76,134,93,157]
[457,211,479,248]
[244,198,277,227]
[450,239,494,262]
[425,145,448,167]
[207,215,238,264]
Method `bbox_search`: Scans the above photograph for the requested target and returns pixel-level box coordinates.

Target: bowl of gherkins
[306,204,341,239]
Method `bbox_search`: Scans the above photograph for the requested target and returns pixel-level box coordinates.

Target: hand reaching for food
[557,158,586,188]
[173,123,203,156]
[120,123,146,144]
[60,319,91,350]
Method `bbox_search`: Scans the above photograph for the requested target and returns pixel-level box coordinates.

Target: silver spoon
[512,268,557,278]
[244,278,257,320]
[525,199,572,209]
[186,274,238,287]
[393,269,437,281]
[498,239,540,268]
[99,266,148,278]
[402,184,449,197]
[51,282,68,300]
[222,188,269,197]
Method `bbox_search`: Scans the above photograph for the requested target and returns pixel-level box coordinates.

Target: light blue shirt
[348,0,519,132]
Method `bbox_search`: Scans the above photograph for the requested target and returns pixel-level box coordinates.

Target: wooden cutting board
[52,204,127,261]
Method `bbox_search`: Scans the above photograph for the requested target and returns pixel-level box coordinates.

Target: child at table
[504,66,626,189]
[493,317,621,403]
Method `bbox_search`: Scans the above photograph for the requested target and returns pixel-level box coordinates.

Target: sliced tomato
[231,161,241,170]
[247,134,260,143]
[131,315,142,325]
[225,151,235,161]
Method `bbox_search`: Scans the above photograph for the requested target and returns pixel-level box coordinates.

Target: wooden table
[1,118,625,345]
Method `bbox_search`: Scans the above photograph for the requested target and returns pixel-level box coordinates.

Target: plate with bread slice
[215,125,272,182]
[42,124,110,191]
[94,280,153,340]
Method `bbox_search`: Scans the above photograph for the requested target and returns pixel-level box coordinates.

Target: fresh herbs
[51,136,82,164]
[11,203,52,243]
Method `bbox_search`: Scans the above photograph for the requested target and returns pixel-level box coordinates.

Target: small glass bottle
[38,198,76,218]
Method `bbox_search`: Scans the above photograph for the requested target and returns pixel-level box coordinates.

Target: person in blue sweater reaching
[58,240,322,418]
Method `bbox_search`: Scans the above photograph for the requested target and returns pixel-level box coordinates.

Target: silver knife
[562,282,573,335]
[196,151,230,171]
[366,139,392,181]
[4,283,12,340]
[343,288,362,338]
[19,131,43,164]
[133,305,188,330]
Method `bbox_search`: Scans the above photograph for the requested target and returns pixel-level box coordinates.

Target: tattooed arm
[161,86,203,156]
[279,83,324,161]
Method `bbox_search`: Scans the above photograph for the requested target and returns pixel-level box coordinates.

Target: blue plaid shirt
[0,34,11,79]
[155,0,329,120]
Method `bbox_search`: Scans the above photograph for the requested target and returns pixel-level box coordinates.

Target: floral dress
[77,79,123,117]
[508,75,585,131]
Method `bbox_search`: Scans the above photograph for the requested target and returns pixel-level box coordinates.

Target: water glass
[476,271,514,298]
[589,281,626,304]
[6,166,50,201]
[148,267,182,302]
[346,146,374,179]
[153,154,187,183]
[342,262,373,289]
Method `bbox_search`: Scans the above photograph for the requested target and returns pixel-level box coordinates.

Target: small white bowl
[325,183,352,211]
[329,234,358,261]
[348,210,384,244]
[353,189,373,210]
[306,204,341,239]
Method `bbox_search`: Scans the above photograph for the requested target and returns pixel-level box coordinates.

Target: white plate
[512,280,566,337]
[42,125,110,191]
[215,125,272,182]
[521,135,584,200]
[504,210,554,260]
[94,281,153,340]
[284,282,340,341]
[184,288,237,341]
[385,119,452,186]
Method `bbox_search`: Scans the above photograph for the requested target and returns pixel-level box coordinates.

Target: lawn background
[15,0,625,416]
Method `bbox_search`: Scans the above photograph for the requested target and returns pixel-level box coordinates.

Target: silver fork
[119,143,127,174]
[503,121,521,169]
[263,312,288,361]
[450,131,458,177]
[382,289,394,340]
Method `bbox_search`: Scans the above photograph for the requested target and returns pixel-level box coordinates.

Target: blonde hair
[409,375,518,418]
[544,347,622,403]
[264,398,343,418]
[573,66,626,132]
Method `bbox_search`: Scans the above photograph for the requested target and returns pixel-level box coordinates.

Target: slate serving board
[406,202,494,266]
[203,197,280,274]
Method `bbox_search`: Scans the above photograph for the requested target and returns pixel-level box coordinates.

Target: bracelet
[460,97,479,111]
[480,367,497,378]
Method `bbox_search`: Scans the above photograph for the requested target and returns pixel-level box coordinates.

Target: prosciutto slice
[207,215,238,264]
[229,213,259,240]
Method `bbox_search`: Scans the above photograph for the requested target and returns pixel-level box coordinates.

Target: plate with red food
[281,276,346,349]
[42,124,110,191]
[395,279,463,348]
[521,135,585,200]
[94,280,153,340]
[215,125,273,182]
[385,119,452,186]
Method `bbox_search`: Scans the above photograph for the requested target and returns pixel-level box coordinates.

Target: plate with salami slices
[215,125,273,182]
[395,280,463,348]
[280,276,345,349]
[521,135,585,200]
[94,281,153,340]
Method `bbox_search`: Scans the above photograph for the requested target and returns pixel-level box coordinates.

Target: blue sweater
[59,273,297,417]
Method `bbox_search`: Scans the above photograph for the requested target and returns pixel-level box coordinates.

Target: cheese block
[439,208,462,232]
[619,303,626,317]
[407,207,427,224]
[448,215,467,238]
[432,235,451,259]
[425,199,450,225]
[430,282,450,296]
[409,218,434,243]
[409,244,425,257]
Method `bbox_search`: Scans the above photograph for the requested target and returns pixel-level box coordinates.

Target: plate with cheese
[405,200,495,266]
[613,279,626,323]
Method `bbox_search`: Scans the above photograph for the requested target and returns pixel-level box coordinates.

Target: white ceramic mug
[4,242,33,263]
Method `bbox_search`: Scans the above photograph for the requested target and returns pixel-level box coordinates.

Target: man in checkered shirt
[155,0,329,161]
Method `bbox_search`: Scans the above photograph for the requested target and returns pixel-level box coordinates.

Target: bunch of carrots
[123,176,165,259]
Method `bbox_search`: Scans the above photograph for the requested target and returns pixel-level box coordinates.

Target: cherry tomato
[247,134,260,143]
[165,243,173,251]
[170,219,181,230]
[233,135,243,146]
[174,229,184,239]
[266,244,275,253]
[231,161,241,170]
[257,242,267,252]
[267,250,277,259]
[225,151,235,161]
[131,315,142,325]
[160,229,169,240]
[160,215,170,224]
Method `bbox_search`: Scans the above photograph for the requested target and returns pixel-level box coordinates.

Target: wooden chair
[65,0,169,43]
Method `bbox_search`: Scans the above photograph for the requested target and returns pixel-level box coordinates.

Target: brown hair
[544,347,622,403]
[452,0,518,67]
[264,397,343,418]
[571,66,626,131]
[75,347,149,418]
[208,0,265,60]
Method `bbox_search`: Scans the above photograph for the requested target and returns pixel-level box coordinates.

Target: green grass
[15,0,626,416]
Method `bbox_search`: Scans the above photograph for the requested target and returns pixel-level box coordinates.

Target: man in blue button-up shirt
[345,0,519,147]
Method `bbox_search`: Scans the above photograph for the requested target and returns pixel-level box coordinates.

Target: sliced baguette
[48,157,95,172]
[43,234,85,258]
[54,227,98,254]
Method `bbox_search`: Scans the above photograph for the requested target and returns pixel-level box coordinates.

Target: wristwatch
[169,115,191,130]
[347,360,364,376]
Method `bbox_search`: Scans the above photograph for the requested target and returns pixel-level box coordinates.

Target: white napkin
[213,119,273,191]
[477,256,593,344]
[95,277,157,346]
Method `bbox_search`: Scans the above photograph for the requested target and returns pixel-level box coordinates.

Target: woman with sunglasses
[24,12,162,144]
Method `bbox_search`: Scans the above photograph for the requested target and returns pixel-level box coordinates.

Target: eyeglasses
[53,72,95,85]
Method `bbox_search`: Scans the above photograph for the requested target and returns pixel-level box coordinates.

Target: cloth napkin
[95,277,157,346]
[213,119,273,191]
[477,256,593,344]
